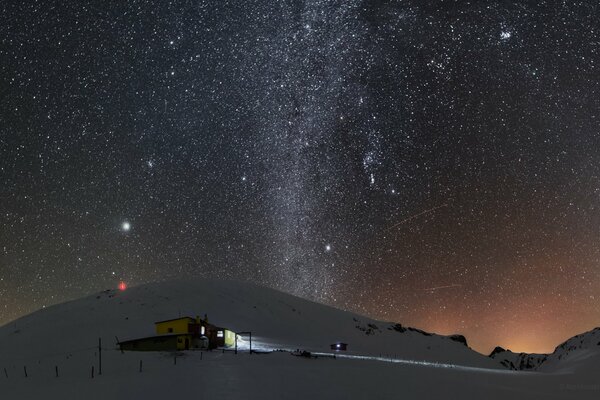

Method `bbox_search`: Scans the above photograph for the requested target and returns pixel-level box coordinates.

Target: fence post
[23,366,27,378]
[174,356,177,365]
[91,366,94,379]
[139,360,142,373]
[55,365,59,378]
[4,368,8,378]
[99,338,102,375]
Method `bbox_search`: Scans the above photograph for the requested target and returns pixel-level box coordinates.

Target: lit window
[201,326,205,335]
[217,330,224,338]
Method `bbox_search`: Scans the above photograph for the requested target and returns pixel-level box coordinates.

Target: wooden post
[91,366,94,379]
[200,352,203,360]
[55,366,59,378]
[174,355,177,365]
[4,368,7,378]
[139,360,142,373]
[99,337,102,375]
[23,366,27,378]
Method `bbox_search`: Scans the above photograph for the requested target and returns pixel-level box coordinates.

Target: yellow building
[155,317,201,335]
[119,315,235,352]
[154,316,234,349]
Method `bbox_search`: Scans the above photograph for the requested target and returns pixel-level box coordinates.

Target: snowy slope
[0,279,498,368]
[538,327,600,373]
[1,279,599,399]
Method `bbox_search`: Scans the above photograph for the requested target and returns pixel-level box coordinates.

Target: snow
[0,279,598,399]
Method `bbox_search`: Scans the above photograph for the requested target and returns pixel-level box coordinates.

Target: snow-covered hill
[0,279,498,368]
[2,279,600,399]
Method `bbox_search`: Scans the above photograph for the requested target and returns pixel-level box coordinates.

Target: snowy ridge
[488,327,600,372]
[538,327,600,372]
[488,346,547,370]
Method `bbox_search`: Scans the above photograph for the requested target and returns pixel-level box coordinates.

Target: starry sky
[1,1,599,354]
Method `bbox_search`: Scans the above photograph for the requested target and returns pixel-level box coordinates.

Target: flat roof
[119,333,193,344]
[154,316,196,324]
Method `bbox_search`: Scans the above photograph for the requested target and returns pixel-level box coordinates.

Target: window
[168,327,173,333]
[217,330,224,338]
[201,326,205,335]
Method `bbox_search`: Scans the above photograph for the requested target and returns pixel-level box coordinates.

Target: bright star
[122,221,131,232]
[325,244,331,252]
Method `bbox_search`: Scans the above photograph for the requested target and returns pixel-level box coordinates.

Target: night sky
[2,1,599,354]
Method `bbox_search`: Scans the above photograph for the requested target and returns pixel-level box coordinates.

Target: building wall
[156,318,194,335]
[120,334,204,352]
[224,330,236,347]
[176,334,193,350]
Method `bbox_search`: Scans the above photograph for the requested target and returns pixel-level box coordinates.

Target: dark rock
[407,327,432,336]
[448,334,468,347]
[489,346,507,357]
[389,323,407,333]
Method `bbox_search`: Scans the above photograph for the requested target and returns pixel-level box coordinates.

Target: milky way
[1,1,600,353]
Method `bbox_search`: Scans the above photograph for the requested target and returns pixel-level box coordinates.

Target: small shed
[330,342,348,351]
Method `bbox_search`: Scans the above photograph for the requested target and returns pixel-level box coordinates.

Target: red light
[118,281,127,291]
